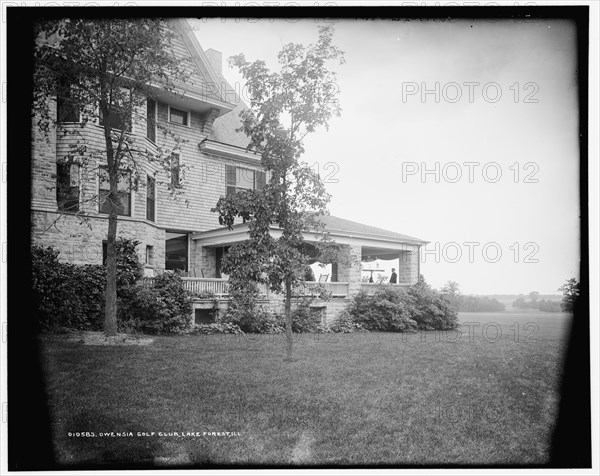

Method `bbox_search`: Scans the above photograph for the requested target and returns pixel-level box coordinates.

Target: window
[146,98,156,142]
[170,154,181,189]
[98,167,131,216]
[169,107,189,126]
[225,165,266,196]
[99,88,131,132]
[145,245,154,266]
[166,234,188,272]
[146,175,156,221]
[56,163,79,212]
[56,81,79,123]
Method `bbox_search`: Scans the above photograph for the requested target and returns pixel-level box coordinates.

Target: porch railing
[141,277,349,298]
[292,281,349,297]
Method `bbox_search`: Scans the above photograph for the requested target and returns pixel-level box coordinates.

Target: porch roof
[191,215,428,253]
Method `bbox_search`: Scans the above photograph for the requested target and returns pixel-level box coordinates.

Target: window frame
[146,174,156,222]
[56,162,80,213]
[145,245,154,267]
[167,105,191,127]
[98,166,132,217]
[146,97,157,143]
[170,153,181,189]
[56,81,81,123]
[225,165,267,196]
[98,87,132,133]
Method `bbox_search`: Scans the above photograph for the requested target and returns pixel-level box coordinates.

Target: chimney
[205,48,222,74]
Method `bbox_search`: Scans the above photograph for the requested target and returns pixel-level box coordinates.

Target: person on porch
[389,268,397,284]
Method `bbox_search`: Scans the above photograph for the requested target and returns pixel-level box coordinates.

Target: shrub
[330,310,368,333]
[406,278,459,330]
[222,284,285,334]
[345,278,458,332]
[291,298,321,333]
[32,239,142,331]
[346,287,418,332]
[123,273,193,334]
[225,305,284,334]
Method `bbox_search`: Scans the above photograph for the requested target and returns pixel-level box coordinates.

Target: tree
[440,280,461,310]
[33,19,187,335]
[529,291,540,302]
[558,278,580,313]
[212,26,345,360]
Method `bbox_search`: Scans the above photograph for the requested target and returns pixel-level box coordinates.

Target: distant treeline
[458,295,505,312]
[513,296,562,312]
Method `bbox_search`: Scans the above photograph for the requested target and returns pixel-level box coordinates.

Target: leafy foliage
[346,277,458,332]
[330,310,368,333]
[221,286,285,334]
[513,295,562,312]
[459,295,505,312]
[558,278,581,313]
[32,239,142,331]
[33,18,188,335]
[122,273,193,334]
[346,288,418,332]
[440,280,505,312]
[291,298,322,333]
[211,26,345,359]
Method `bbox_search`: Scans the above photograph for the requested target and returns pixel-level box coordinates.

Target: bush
[225,305,285,334]
[32,239,142,331]
[123,273,193,334]
[330,310,368,333]
[291,298,321,333]
[345,278,458,332]
[346,287,418,332]
[406,278,459,330]
[222,285,285,334]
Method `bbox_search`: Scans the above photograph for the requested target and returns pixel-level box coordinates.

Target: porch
[155,215,427,323]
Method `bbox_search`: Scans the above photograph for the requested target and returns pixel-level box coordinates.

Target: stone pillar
[336,244,362,297]
[198,245,217,278]
[399,247,420,285]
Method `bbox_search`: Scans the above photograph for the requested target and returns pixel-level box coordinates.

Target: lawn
[39,311,572,467]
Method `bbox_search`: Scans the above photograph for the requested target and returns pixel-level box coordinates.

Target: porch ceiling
[362,246,410,261]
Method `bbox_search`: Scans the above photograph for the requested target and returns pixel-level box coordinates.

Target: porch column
[399,246,420,285]
[336,244,362,297]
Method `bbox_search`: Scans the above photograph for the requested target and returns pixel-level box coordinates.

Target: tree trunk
[285,277,293,360]
[102,93,119,337]
[104,208,118,336]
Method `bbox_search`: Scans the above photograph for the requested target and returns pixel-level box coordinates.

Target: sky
[193,17,581,295]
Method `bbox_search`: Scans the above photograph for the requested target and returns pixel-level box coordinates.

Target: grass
[39,311,572,467]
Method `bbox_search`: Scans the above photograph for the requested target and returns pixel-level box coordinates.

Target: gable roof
[169,19,236,110]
